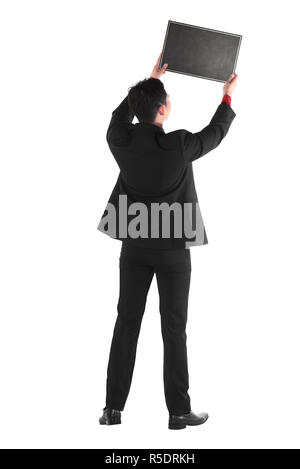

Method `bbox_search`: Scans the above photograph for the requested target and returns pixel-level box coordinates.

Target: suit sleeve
[179,102,236,164]
[106,94,135,143]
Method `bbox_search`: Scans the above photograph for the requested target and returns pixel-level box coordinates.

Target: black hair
[127,77,167,123]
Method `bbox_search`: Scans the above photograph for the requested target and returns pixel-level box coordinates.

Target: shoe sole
[99,418,121,425]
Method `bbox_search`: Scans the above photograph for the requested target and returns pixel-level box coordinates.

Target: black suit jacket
[97,94,236,249]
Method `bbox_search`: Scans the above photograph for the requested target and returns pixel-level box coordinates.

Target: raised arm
[106,95,135,143]
[180,73,238,164]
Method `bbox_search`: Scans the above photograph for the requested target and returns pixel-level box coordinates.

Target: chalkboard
[160,20,242,83]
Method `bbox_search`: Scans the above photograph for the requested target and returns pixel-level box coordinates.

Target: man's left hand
[150,53,168,79]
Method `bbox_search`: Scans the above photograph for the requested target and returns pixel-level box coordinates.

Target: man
[98,53,238,430]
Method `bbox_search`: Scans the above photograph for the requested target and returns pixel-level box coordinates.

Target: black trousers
[104,241,192,416]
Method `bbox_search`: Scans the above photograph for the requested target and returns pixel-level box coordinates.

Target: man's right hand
[223,73,238,96]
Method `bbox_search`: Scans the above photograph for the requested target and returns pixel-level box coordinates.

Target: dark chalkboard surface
[160,20,242,83]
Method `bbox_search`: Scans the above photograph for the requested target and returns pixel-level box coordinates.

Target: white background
[1,0,299,449]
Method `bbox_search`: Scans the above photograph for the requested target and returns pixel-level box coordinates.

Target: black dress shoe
[169,411,209,430]
[99,407,121,425]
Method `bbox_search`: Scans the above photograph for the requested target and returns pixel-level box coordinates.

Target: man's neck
[152,121,163,129]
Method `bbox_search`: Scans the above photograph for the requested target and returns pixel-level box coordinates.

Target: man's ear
[158,104,165,116]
